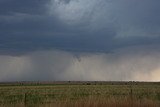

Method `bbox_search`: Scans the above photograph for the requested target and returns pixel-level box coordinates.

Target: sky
[0,0,160,81]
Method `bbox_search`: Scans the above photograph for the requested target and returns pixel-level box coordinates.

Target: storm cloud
[0,0,160,53]
[0,0,160,81]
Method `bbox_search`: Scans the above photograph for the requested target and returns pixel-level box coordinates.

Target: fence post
[130,82,133,107]
[24,92,27,106]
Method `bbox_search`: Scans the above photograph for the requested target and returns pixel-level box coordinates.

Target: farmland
[0,81,160,107]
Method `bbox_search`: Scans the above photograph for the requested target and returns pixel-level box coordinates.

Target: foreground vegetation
[0,81,159,107]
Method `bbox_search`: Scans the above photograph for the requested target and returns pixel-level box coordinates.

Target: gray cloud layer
[0,0,160,54]
[0,0,160,81]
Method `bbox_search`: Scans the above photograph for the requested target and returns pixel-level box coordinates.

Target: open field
[0,81,160,107]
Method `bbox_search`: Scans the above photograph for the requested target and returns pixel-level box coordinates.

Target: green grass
[0,82,160,106]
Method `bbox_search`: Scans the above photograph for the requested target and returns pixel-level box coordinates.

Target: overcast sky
[0,0,160,81]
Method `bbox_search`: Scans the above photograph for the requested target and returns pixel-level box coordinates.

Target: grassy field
[0,81,160,107]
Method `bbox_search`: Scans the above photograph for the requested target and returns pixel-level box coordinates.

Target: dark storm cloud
[0,0,48,15]
[0,0,160,81]
[0,0,160,55]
